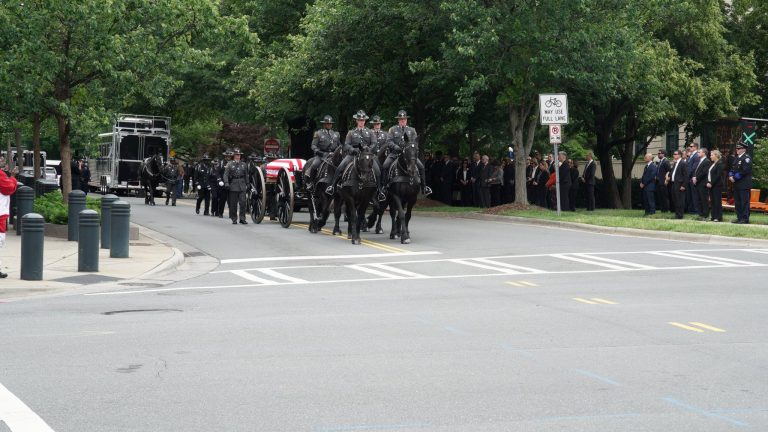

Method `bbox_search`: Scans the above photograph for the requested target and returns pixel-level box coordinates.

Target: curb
[416,211,768,248]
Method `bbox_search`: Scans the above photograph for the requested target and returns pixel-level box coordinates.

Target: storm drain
[102,309,182,315]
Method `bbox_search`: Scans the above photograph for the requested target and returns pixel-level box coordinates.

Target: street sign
[549,124,562,144]
[539,93,569,125]
[169,149,176,157]
[264,138,280,154]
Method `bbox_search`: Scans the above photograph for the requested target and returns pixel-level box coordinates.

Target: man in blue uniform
[729,142,753,224]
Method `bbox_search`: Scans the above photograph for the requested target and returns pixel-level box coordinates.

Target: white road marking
[255,269,308,284]
[0,381,56,432]
[449,259,522,274]
[552,254,631,270]
[230,270,277,285]
[746,249,768,255]
[669,250,762,266]
[367,263,427,278]
[346,264,403,279]
[220,251,440,264]
[571,253,656,270]
[472,258,545,274]
[651,251,739,266]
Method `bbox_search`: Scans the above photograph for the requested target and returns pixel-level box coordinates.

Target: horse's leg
[308,191,318,233]
[389,193,403,239]
[374,201,385,234]
[401,193,416,244]
[332,197,343,235]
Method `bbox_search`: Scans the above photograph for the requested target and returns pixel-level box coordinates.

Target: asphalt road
[2,197,768,431]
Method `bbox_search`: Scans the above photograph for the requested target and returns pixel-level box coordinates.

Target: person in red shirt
[0,156,19,278]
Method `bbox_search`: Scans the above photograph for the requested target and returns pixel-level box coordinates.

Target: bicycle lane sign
[539,93,568,125]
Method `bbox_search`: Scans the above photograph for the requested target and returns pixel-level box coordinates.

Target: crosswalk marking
[449,259,522,274]
[472,258,545,274]
[256,269,308,284]
[231,270,277,285]
[571,253,655,270]
[669,250,761,266]
[346,264,403,279]
[652,251,739,266]
[553,254,631,270]
[505,281,538,287]
[367,264,427,278]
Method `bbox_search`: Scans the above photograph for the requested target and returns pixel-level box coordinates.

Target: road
[2,197,768,431]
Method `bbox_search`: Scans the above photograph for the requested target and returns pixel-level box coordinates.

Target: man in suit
[729,142,753,224]
[470,151,482,206]
[667,149,688,219]
[579,152,596,211]
[639,153,657,215]
[557,151,571,211]
[655,149,670,212]
[691,148,712,220]
[685,142,701,214]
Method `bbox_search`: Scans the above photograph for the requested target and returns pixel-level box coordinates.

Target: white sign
[549,124,562,144]
[539,93,569,125]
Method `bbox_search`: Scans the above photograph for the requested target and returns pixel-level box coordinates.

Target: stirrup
[377,191,387,202]
[325,185,335,195]
[423,186,432,195]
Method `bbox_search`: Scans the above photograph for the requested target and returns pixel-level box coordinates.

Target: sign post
[540,94,569,216]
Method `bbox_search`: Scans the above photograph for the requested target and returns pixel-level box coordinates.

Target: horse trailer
[91,114,171,195]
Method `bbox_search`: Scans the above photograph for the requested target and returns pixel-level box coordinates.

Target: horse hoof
[376,228,384,234]
[389,234,395,239]
[333,229,341,235]
[347,234,352,240]
[402,238,411,244]
[362,226,369,233]
[352,239,361,245]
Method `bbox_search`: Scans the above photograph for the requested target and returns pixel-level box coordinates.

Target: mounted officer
[305,115,340,189]
[326,110,384,200]
[194,153,214,215]
[163,157,181,206]
[224,148,249,225]
[381,110,432,196]
[369,115,388,154]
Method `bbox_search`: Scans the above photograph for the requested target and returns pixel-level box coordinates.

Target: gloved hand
[351,148,360,156]
[392,146,403,154]
[315,151,324,157]
[218,181,225,187]
[197,185,201,190]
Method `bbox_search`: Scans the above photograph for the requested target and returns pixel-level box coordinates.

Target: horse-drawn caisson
[248,155,307,228]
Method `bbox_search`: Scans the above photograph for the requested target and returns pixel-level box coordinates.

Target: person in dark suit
[691,148,712,220]
[439,155,455,205]
[706,150,724,222]
[655,150,670,212]
[470,151,482,206]
[685,143,701,214]
[70,157,82,191]
[456,159,473,207]
[667,149,688,219]
[558,152,571,211]
[502,158,515,204]
[568,159,579,211]
[526,157,539,204]
[534,161,549,207]
[579,152,596,211]
[729,142,753,224]
[640,153,657,215]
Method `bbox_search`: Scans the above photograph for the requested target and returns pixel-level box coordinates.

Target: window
[665,127,678,153]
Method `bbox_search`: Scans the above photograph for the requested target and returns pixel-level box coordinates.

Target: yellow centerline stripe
[573,297,598,305]
[506,281,524,287]
[669,322,705,333]
[689,322,726,332]
[292,223,406,253]
[591,298,617,305]
[519,281,538,287]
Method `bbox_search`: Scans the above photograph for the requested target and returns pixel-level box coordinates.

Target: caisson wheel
[250,167,266,224]
[276,168,294,228]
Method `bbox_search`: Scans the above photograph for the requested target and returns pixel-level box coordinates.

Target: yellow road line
[519,281,538,287]
[506,281,524,287]
[591,298,617,305]
[573,297,598,305]
[668,322,705,333]
[689,322,726,332]
[292,223,407,253]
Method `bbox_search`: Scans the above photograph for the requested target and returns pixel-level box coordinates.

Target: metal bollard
[110,200,130,258]
[78,210,100,272]
[67,190,86,241]
[15,186,35,236]
[100,194,118,249]
[20,213,45,281]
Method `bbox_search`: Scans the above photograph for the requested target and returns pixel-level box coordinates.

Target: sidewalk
[0,224,183,301]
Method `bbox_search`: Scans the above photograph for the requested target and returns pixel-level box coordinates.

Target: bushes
[33,191,101,224]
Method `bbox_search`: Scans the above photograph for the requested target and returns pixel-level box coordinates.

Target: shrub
[33,191,101,224]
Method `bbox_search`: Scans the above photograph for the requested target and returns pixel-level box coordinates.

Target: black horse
[334,147,377,245]
[364,145,390,235]
[140,154,163,205]
[303,148,343,234]
[386,142,421,244]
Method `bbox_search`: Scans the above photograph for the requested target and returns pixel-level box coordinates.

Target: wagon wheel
[276,168,294,228]
[249,167,267,224]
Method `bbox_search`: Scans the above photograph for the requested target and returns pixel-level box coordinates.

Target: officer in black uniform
[194,154,213,215]
[224,148,249,224]
[369,115,389,154]
[164,157,181,206]
[305,115,340,188]
[325,110,382,199]
[381,110,432,196]
[729,142,753,224]
[215,149,233,218]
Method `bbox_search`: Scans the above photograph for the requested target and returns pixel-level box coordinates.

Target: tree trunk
[620,139,636,209]
[510,98,538,205]
[33,113,42,180]
[56,112,72,203]
[14,128,21,171]
[595,128,622,209]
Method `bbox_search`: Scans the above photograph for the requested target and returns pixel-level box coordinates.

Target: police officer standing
[381,110,432,196]
[215,149,233,218]
[306,115,340,188]
[194,154,213,215]
[729,141,753,224]
[326,110,382,198]
[164,157,180,206]
[224,148,248,224]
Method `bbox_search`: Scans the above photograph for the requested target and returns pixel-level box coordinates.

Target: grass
[415,204,768,240]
